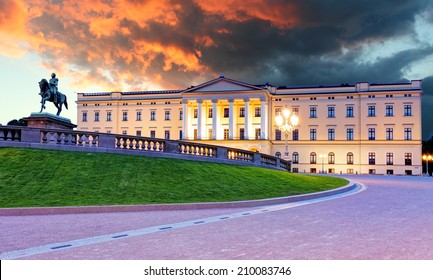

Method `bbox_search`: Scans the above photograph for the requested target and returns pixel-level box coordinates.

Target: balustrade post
[253,152,261,164]
[20,127,41,143]
[165,140,178,154]
[216,147,227,159]
[98,133,116,148]
[276,157,281,168]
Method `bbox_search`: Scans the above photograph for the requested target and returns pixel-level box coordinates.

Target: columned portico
[228,99,235,140]
[212,99,218,140]
[260,98,268,139]
[244,98,251,140]
[182,100,188,140]
[197,99,203,140]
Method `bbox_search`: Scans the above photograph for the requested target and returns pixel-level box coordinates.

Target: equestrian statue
[39,73,68,116]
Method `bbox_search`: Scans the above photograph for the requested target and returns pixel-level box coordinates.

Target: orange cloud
[195,0,299,29]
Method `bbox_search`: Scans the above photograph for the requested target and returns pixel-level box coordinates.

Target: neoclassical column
[228,99,234,140]
[197,99,203,140]
[244,98,250,140]
[182,99,188,140]
[260,97,268,139]
[212,99,218,140]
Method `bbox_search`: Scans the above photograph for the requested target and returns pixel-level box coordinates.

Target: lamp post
[275,108,299,159]
[319,154,326,174]
[423,154,432,176]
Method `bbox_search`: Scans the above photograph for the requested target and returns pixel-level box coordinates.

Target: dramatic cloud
[1,0,432,136]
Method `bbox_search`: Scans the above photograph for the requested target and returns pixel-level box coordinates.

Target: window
[275,129,281,141]
[82,112,87,122]
[179,110,183,120]
[328,129,335,141]
[368,105,376,117]
[150,130,156,138]
[347,168,354,174]
[328,106,335,118]
[179,130,183,140]
[369,152,376,165]
[194,129,198,140]
[136,131,141,136]
[164,110,171,120]
[239,107,245,117]
[106,112,112,122]
[122,130,127,135]
[193,108,198,118]
[347,152,354,164]
[310,129,317,140]
[368,128,376,140]
[385,105,394,116]
[347,128,354,141]
[386,153,394,165]
[310,152,317,164]
[136,111,142,121]
[405,153,412,165]
[404,105,412,116]
[275,152,281,158]
[255,107,261,117]
[292,129,299,141]
[208,108,213,118]
[150,111,156,121]
[240,128,245,140]
[223,108,229,118]
[292,108,299,115]
[404,128,412,140]
[224,129,229,140]
[328,152,335,164]
[292,152,299,164]
[346,106,354,117]
[255,128,261,139]
[386,128,393,140]
[164,130,170,140]
[310,107,317,118]
[94,112,99,122]
[122,112,128,121]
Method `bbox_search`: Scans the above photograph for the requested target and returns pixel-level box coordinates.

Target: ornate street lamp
[275,108,299,159]
[423,154,432,176]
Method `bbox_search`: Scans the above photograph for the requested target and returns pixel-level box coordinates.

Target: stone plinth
[24,112,77,130]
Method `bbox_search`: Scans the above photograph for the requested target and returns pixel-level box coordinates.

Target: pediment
[183,76,263,93]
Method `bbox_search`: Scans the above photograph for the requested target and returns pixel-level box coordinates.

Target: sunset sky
[1,0,432,138]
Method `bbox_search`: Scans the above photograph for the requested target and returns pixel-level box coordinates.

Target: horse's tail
[64,95,68,110]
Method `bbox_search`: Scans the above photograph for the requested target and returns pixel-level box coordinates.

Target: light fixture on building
[422,154,432,176]
[275,108,299,159]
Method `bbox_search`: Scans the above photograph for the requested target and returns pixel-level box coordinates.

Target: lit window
[386,128,393,140]
[328,152,335,164]
[310,152,317,164]
[404,128,412,140]
[292,152,299,164]
[346,128,354,141]
[386,153,394,165]
[347,152,354,164]
[404,105,412,116]
[310,129,317,141]
[368,105,376,117]
[369,152,376,165]
[385,105,394,116]
[255,107,261,117]
[368,128,375,140]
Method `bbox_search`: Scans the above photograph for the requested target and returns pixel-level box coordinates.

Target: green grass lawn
[0,147,348,207]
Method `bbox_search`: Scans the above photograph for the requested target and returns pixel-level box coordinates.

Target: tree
[7,118,27,126]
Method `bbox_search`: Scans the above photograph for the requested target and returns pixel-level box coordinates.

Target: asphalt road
[1,175,432,260]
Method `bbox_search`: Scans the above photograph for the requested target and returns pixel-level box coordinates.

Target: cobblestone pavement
[1,175,432,259]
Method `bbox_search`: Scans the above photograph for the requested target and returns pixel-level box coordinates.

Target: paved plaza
[1,175,433,259]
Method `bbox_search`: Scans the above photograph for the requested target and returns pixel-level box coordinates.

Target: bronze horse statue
[39,78,68,116]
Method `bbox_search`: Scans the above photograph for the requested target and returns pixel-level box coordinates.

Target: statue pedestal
[24,112,77,130]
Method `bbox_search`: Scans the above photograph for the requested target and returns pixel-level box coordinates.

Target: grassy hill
[0,147,348,207]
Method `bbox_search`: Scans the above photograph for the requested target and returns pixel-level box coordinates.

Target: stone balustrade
[0,125,290,171]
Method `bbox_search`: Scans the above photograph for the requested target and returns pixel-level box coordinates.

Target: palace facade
[77,75,423,175]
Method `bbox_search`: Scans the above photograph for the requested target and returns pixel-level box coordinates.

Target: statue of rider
[49,72,59,103]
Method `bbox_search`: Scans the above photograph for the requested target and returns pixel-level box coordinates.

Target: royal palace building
[77,75,423,175]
